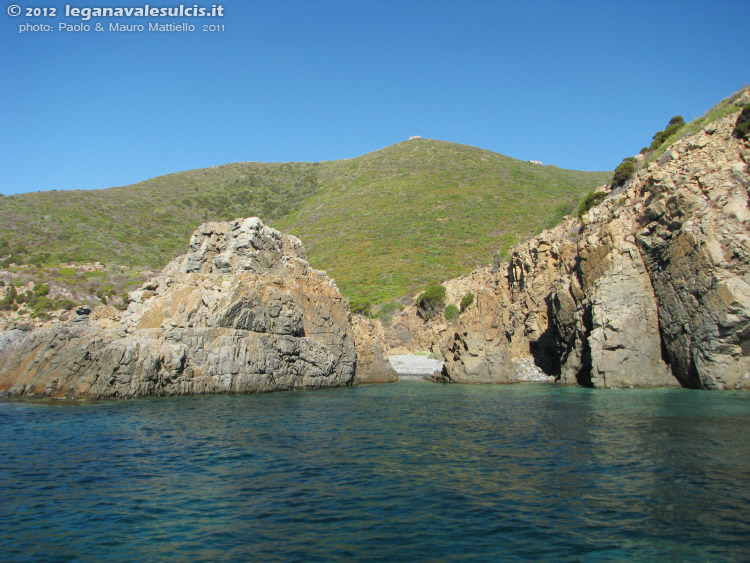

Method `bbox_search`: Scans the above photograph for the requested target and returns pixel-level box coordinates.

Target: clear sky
[0,0,747,195]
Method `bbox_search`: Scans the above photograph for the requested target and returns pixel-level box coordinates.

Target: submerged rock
[0,218,357,399]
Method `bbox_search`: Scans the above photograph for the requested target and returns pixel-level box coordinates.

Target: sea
[1,381,749,562]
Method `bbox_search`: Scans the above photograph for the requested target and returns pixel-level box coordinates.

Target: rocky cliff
[2,100,747,396]
[0,218,358,398]
[351,317,399,384]
[421,105,749,389]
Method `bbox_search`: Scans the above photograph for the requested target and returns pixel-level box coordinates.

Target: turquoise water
[1,382,749,562]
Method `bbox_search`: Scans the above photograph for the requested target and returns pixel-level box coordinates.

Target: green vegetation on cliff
[735,105,750,139]
[416,283,447,320]
[643,86,750,161]
[0,139,608,304]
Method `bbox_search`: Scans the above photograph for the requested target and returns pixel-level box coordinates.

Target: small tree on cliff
[648,115,685,151]
[416,284,446,320]
[734,105,750,139]
[444,304,459,322]
[612,157,636,188]
[460,293,475,312]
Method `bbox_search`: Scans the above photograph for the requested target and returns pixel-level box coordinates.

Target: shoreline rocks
[2,108,748,396]
[430,111,749,389]
[0,218,357,399]
[351,317,398,384]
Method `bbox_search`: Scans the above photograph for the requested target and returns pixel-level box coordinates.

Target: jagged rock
[351,317,398,384]
[421,110,749,389]
[384,305,447,357]
[556,233,676,388]
[634,127,750,389]
[437,330,513,383]
[0,218,356,399]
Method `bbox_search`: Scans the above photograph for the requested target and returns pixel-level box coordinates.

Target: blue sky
[0,0,747,195]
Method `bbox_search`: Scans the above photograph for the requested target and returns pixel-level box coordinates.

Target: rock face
[434,108,750,389]
[0,218,357,398]
[351,317,398,384]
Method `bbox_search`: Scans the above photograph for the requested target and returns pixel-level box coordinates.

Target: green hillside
[0,162,320,268]
[0,139,609,304]
[275,139,608,302]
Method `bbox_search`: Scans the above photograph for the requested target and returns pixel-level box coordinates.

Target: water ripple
[1,384,749,561]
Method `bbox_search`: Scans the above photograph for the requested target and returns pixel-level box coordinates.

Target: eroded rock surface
[416,109,749,389]
[351,317,398,384]
[0,218,357,398]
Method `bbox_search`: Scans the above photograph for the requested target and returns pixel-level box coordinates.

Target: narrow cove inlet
[2,0,749,559]
[1,89,749,562]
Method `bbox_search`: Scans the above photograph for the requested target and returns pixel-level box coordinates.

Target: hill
[274,139,608,302]
[0,140,609,305]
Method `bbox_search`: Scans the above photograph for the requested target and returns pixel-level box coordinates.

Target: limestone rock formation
[0,218,357,398]
[431,107,749,389]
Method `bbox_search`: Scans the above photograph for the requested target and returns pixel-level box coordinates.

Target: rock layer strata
[0,218,357,398]
[435,109,749,388]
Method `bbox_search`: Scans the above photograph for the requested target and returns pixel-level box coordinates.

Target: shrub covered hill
[0,139,608,306]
